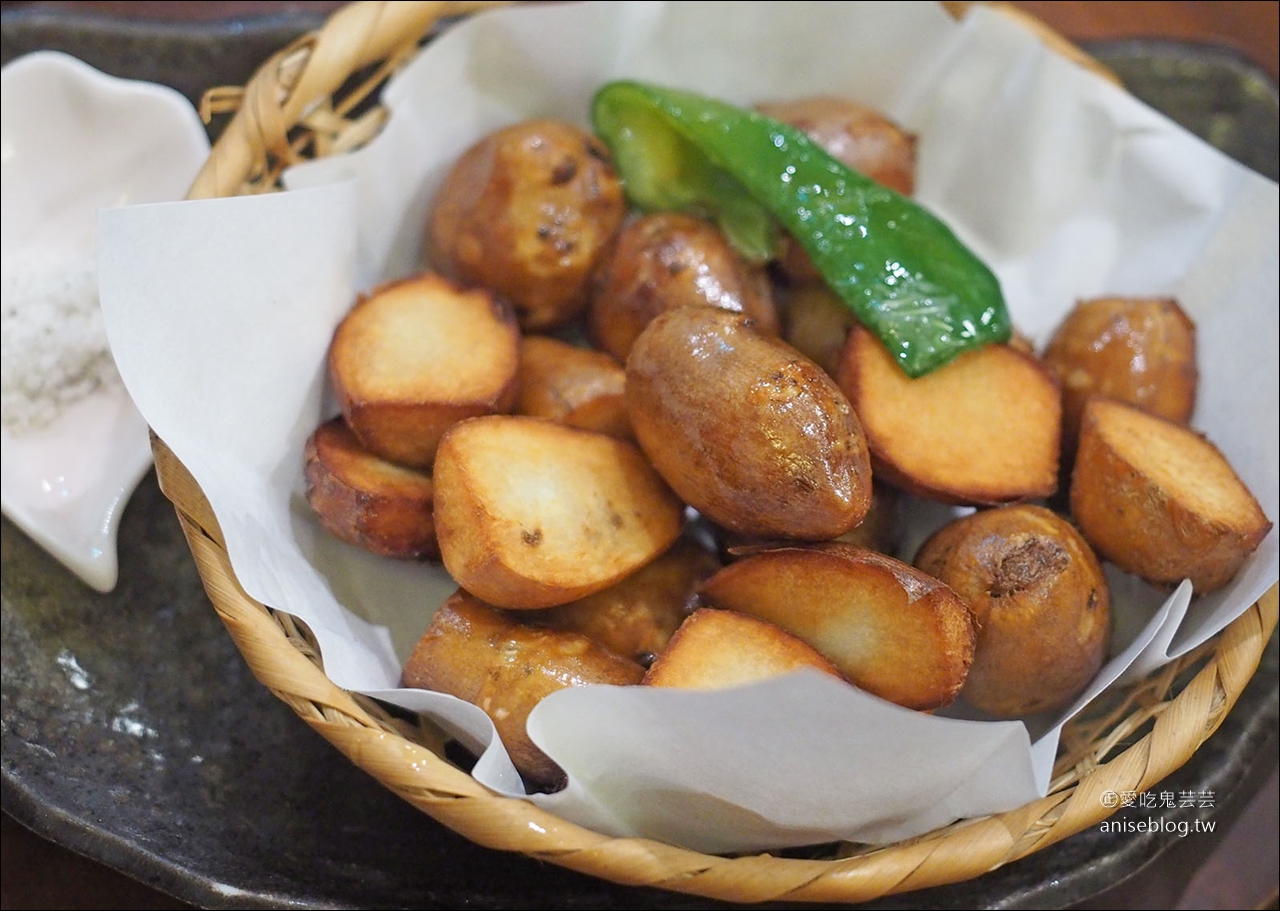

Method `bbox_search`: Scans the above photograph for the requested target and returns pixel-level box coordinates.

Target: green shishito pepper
[591,81,1011,377]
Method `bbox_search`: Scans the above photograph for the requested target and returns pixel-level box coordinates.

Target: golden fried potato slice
[589,212,778,361]
[329,271,519,469]
[516,335,631,439]
[1070,399,1271,593]
[533,537,720,665]
[432,415,685,609]
[643,608,843,690]
[836,325,1061,505]
[626,306,872,540]
[915,504,1110,717]
[699,542,975,711]
[303,416,438,559]
[426,119,627,329]
[1042,296,1197,458]
[402,590,644,789]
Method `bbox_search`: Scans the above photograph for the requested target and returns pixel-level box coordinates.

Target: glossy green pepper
[591,80,1011,377]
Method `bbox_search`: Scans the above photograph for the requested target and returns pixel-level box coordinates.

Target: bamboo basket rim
[158,0,1280,904]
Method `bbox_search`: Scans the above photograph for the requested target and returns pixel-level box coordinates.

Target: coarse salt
[1,247,121,434]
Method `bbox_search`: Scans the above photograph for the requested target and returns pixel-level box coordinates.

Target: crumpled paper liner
[98,1,1278,854]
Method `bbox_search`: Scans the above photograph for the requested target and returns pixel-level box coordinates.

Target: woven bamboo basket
[153,0,1279,904]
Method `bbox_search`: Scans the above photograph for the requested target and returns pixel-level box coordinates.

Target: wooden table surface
[1,2,1277,909]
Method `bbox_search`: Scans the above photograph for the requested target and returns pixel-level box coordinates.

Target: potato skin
[516,335,631,439]
[915,504,1110,717]
[589,212,779,361]
[426,119,627,329]
[402,591,644,788]
[716,481,901,560]
[626,307,872,540]
[1042,296,1197,456]
[533,537,720,665]
[304,417,438,559]
[781,284,859,376]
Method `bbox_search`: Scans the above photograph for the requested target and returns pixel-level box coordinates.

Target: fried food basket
[151,0,1279,903]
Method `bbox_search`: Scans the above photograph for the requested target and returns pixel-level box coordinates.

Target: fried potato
[699,543,975,711]
[836,325,1061,505]
[432,415,685,609]
[589,212,778,361]
[516,335,631,439]
[915,504,1110,717]
[626,306,872,540]
[328,272,519,469]
[426,119,627,329]
[643,608,843,690]
[715,481,901,560]
[402,590,644,789]
[1070,399,1271,593]
[1042,296,1197,457]
[533,537,720,665]
[303,417,438,559]
[781,283,859,376]
[842,481,902,555]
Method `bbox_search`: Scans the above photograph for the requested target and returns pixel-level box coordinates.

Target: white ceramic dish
[0,51,209,592]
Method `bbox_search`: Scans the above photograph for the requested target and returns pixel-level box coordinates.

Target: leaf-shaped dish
[0,50,209,591]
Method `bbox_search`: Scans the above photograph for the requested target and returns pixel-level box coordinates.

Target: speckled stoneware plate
[1,10,1277,910]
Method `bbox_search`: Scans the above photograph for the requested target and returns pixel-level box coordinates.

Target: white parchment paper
[98,1,1278,853]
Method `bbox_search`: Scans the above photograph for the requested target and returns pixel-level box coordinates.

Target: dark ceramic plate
[2,10,1277,910]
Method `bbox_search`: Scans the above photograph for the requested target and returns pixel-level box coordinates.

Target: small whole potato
[516,335,631,439]
[426,119,627,329]
[626,306,873,540]
[589,212,779,361]
[1042,296,1197,458]
[716,481,901,560]
[402,590,644,789]
[780,283,859,376]
[915,504,1110,718]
